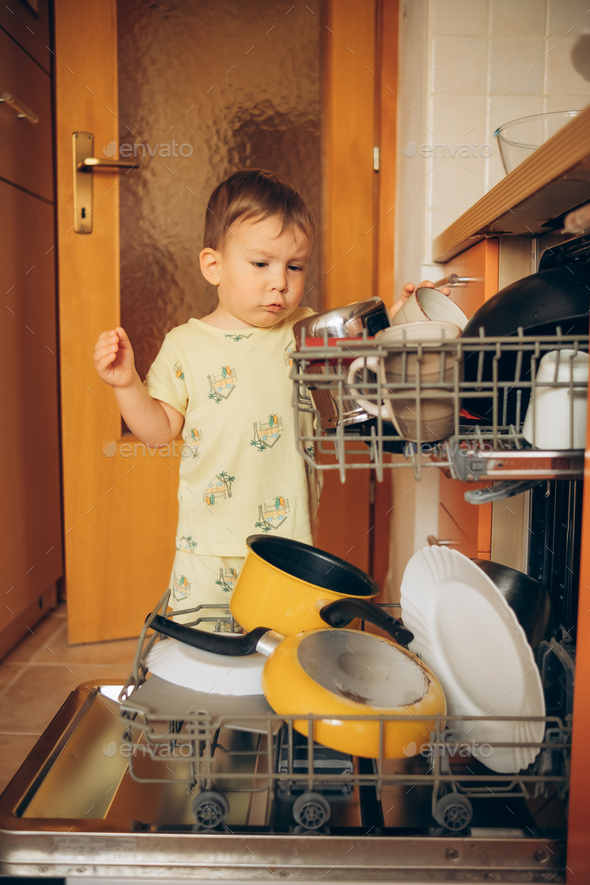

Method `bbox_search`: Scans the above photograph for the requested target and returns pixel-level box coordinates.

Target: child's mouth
[265,304,284,313]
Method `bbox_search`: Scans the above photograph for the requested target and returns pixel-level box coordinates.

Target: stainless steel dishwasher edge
[0,682,566,881]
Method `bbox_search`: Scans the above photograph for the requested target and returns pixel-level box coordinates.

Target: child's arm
[94,327,184,446]
[391,279,451,319]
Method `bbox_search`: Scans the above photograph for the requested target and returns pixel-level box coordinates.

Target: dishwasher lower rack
[0,680,571,882]
[291,332,589,481]
[118,695,572,836]
[118,594,572,837]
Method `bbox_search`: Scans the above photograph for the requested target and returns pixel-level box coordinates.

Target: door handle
[77,157,139,171]
[73,131,140,234]
[0,92,39,123]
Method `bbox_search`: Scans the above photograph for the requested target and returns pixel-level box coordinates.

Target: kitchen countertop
[433,104,590,264]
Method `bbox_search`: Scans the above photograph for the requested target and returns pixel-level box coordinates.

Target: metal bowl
[293,297,390,347]
[293,298,391,432]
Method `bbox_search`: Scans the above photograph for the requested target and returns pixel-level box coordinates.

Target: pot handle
[320,598,414,647]
[148,614,271,656]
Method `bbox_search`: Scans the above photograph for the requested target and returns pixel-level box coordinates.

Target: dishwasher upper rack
[291,330,589,482]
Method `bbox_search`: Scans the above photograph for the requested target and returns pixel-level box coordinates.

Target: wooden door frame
[321,0,399,590]
[322,0,398,312]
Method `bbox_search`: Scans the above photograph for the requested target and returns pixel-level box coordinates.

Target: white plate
[400,546,545,773]
[146,637,265,696]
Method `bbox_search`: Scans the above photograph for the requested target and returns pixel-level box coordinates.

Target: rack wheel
[433,792,473,831]
[292,792,331,829]
[192,791,229,828]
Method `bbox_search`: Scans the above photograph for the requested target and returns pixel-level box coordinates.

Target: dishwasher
[0,322,585,881]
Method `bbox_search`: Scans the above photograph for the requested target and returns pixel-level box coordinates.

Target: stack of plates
[400,546,545,774]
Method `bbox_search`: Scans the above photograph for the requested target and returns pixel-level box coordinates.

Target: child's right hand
[94,327,136,388]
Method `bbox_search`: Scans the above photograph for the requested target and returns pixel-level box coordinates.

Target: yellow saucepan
[230,535,380,636]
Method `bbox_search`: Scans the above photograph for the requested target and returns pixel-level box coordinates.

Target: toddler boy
[94,167,444,618]
[94,170,319,617]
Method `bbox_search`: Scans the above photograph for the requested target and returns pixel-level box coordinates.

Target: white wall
[388,0,590,598]
[395,0,590,293]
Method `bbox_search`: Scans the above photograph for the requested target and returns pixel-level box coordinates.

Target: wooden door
[55,0,399,642]
[54,0,179,642]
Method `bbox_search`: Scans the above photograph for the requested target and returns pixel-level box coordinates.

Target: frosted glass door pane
[117,0,322,383]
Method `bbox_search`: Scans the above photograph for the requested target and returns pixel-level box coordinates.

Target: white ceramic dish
[146,637,265,696]
[400,546,545,773]
[522,349,588,449]
[348,322,462,442]
[415,288,469,331]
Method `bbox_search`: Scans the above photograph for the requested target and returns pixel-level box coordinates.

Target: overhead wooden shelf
[433,104,590,264]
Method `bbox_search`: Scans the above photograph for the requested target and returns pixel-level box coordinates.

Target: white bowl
[391,288,468,331]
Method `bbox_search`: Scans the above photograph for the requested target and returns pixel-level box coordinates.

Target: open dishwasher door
[0,678,568,881]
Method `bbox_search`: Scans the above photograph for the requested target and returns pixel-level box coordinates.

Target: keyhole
[81,207,86,218]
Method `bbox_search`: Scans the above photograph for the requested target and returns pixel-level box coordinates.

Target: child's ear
[200,248,221,286]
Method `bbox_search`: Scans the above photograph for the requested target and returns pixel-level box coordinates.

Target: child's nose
[272,267,288,292]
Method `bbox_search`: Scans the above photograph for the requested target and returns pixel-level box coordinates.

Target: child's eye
[252,261,267,268]
[289,265,303,272]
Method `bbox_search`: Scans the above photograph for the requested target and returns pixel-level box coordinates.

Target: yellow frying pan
[150,615,446,759]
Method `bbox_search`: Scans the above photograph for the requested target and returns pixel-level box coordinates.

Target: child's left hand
[391,280,451,319]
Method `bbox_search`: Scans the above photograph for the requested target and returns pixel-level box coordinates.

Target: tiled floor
[0,603,138,794]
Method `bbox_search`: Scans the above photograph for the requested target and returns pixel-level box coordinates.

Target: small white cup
[391,287,468,331]
[522,349,588,449]
[346,322,462,442]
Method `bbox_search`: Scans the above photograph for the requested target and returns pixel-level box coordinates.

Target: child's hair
[204,169,315,251]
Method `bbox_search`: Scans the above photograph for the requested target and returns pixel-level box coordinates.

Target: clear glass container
[494,110,580,175]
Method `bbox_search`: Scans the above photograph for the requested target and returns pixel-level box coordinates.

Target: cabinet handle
[77,157,139,172]
[432,273,474,288]
[0,92,39,124]
[426,535,455,547]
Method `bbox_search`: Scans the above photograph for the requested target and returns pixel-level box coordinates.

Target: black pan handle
[320,598,414,648]
[148,614,271,656]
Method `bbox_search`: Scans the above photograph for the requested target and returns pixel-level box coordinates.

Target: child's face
[201,214,313,328]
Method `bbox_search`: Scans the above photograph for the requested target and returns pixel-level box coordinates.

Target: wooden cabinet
[568,406,590,875]
[438,474,491,559]
[0,0,62,660]
[0,0,52,73]
[0,27,54,202]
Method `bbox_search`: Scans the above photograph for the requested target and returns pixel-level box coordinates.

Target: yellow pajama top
[144,307,319,562]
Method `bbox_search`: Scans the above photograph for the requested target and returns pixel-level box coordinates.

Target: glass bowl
[494,110,580,174]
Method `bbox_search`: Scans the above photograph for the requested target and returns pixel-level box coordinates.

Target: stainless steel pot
[293,297,391,345]
[293,298,391,432]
